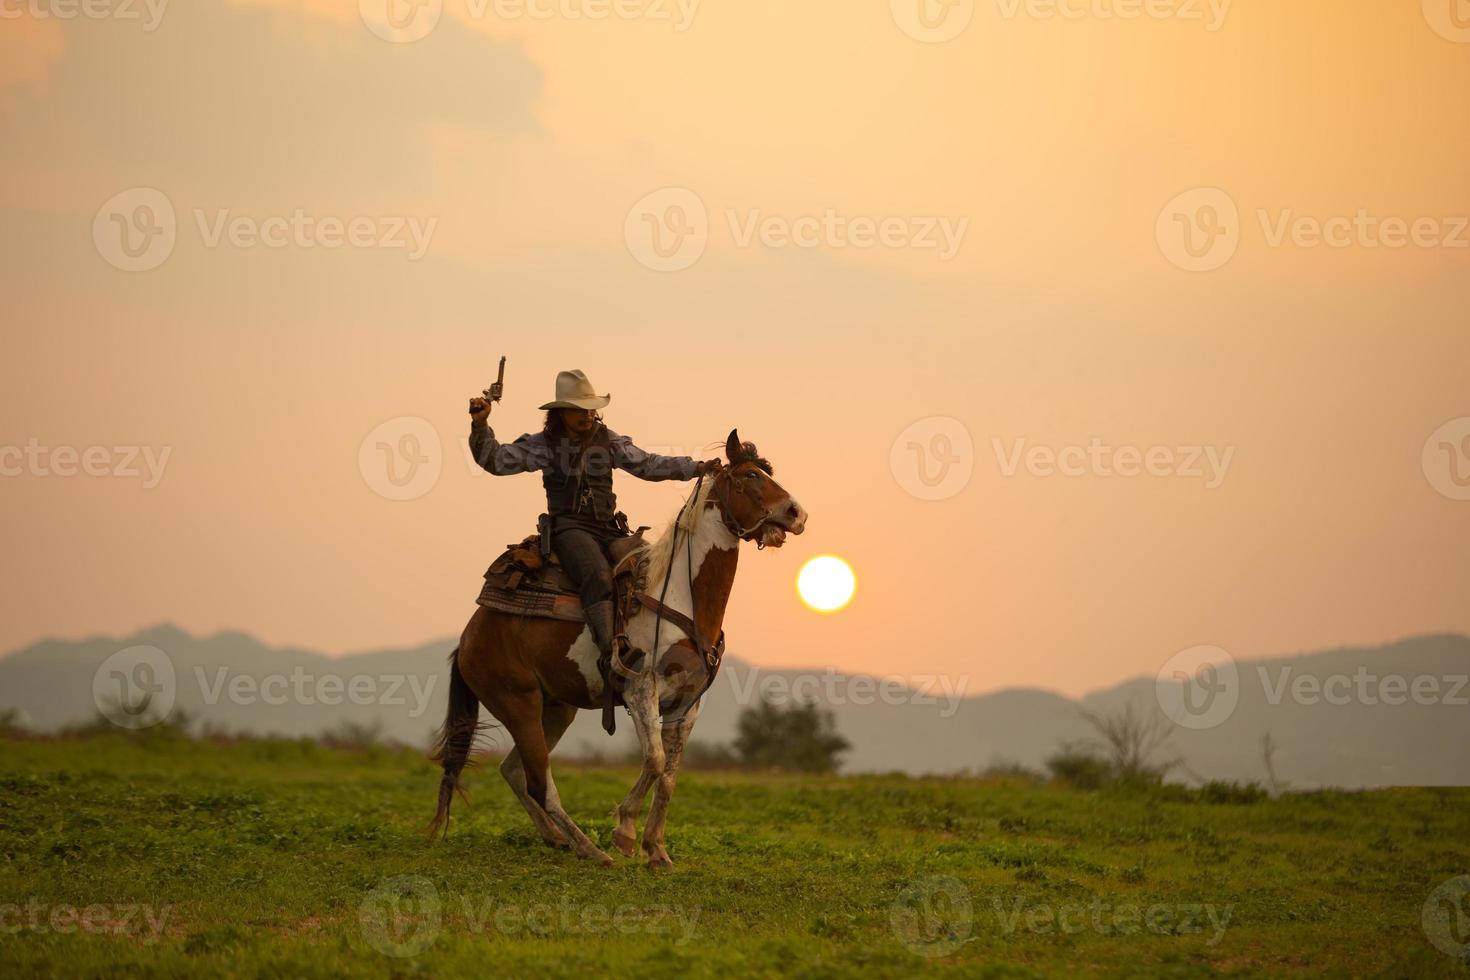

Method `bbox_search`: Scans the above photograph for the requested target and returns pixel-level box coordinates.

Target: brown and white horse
[430,430,807,868]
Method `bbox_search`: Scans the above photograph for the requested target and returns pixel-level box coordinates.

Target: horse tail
[427,647,480,840]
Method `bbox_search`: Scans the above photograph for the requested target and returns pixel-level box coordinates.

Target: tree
[733,697,851,773]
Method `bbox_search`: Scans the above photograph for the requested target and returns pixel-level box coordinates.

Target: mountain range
[1,626,1466,788]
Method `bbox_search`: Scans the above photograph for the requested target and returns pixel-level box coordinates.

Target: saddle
[475,524,728,735]
[476,528,651,625]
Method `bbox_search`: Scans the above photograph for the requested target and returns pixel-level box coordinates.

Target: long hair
[542,409,603,439]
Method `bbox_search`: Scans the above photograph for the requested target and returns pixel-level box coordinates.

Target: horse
[429,429,808,868]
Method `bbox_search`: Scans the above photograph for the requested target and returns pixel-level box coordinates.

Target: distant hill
[1,626,1466,788]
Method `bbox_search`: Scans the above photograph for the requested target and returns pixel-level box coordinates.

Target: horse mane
[638,476,719,588]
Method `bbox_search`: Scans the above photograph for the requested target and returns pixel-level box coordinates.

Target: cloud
[0,0,542,210]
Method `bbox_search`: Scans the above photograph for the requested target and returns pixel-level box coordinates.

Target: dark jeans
[552,524,622,610]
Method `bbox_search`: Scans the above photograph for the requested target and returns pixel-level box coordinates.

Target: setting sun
[797,556,856,614]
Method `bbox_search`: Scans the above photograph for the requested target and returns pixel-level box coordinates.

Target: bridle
[630,461,785,709]
[709,463,785,548]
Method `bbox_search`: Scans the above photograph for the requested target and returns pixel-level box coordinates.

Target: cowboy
[468,369,722,669]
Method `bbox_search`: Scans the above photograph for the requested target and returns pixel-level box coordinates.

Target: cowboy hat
[537,369,611,411]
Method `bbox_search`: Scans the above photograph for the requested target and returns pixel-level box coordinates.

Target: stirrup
[609,636,643,679]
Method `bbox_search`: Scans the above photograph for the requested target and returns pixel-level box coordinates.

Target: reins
[651,470,705,661]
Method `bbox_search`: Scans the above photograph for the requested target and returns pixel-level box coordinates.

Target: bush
[1044,748,1113,789]
[733,697,850,773]
[1197,780,1269,805]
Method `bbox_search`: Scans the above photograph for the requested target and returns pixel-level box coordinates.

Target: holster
[537,513,553,561]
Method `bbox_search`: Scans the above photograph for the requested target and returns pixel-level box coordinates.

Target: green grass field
[1,732,1467,978]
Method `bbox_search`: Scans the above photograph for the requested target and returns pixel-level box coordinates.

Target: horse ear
[725,429,741,462]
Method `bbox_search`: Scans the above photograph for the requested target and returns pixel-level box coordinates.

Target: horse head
[709,429,808,549]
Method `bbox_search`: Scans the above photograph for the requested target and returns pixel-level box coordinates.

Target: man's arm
[468,397,548,475]
[608,430,717,482]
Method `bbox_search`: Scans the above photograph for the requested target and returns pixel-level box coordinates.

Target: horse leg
[500,699,578,849]
[642,702,699,870]
[499,689,613,867]
[619,671,676,869]
[612,769,657,859]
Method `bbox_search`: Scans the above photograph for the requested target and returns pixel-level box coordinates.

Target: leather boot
[585,600,621,735]
[585,600,619,661]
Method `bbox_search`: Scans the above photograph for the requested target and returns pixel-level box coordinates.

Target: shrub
[1045,747,1112,789]
[733,697,850,773]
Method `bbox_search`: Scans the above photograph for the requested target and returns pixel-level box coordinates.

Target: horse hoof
[613,832,637,858]
[646,855,674,871]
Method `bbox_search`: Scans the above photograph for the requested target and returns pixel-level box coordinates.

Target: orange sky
[3,0,1468,697]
